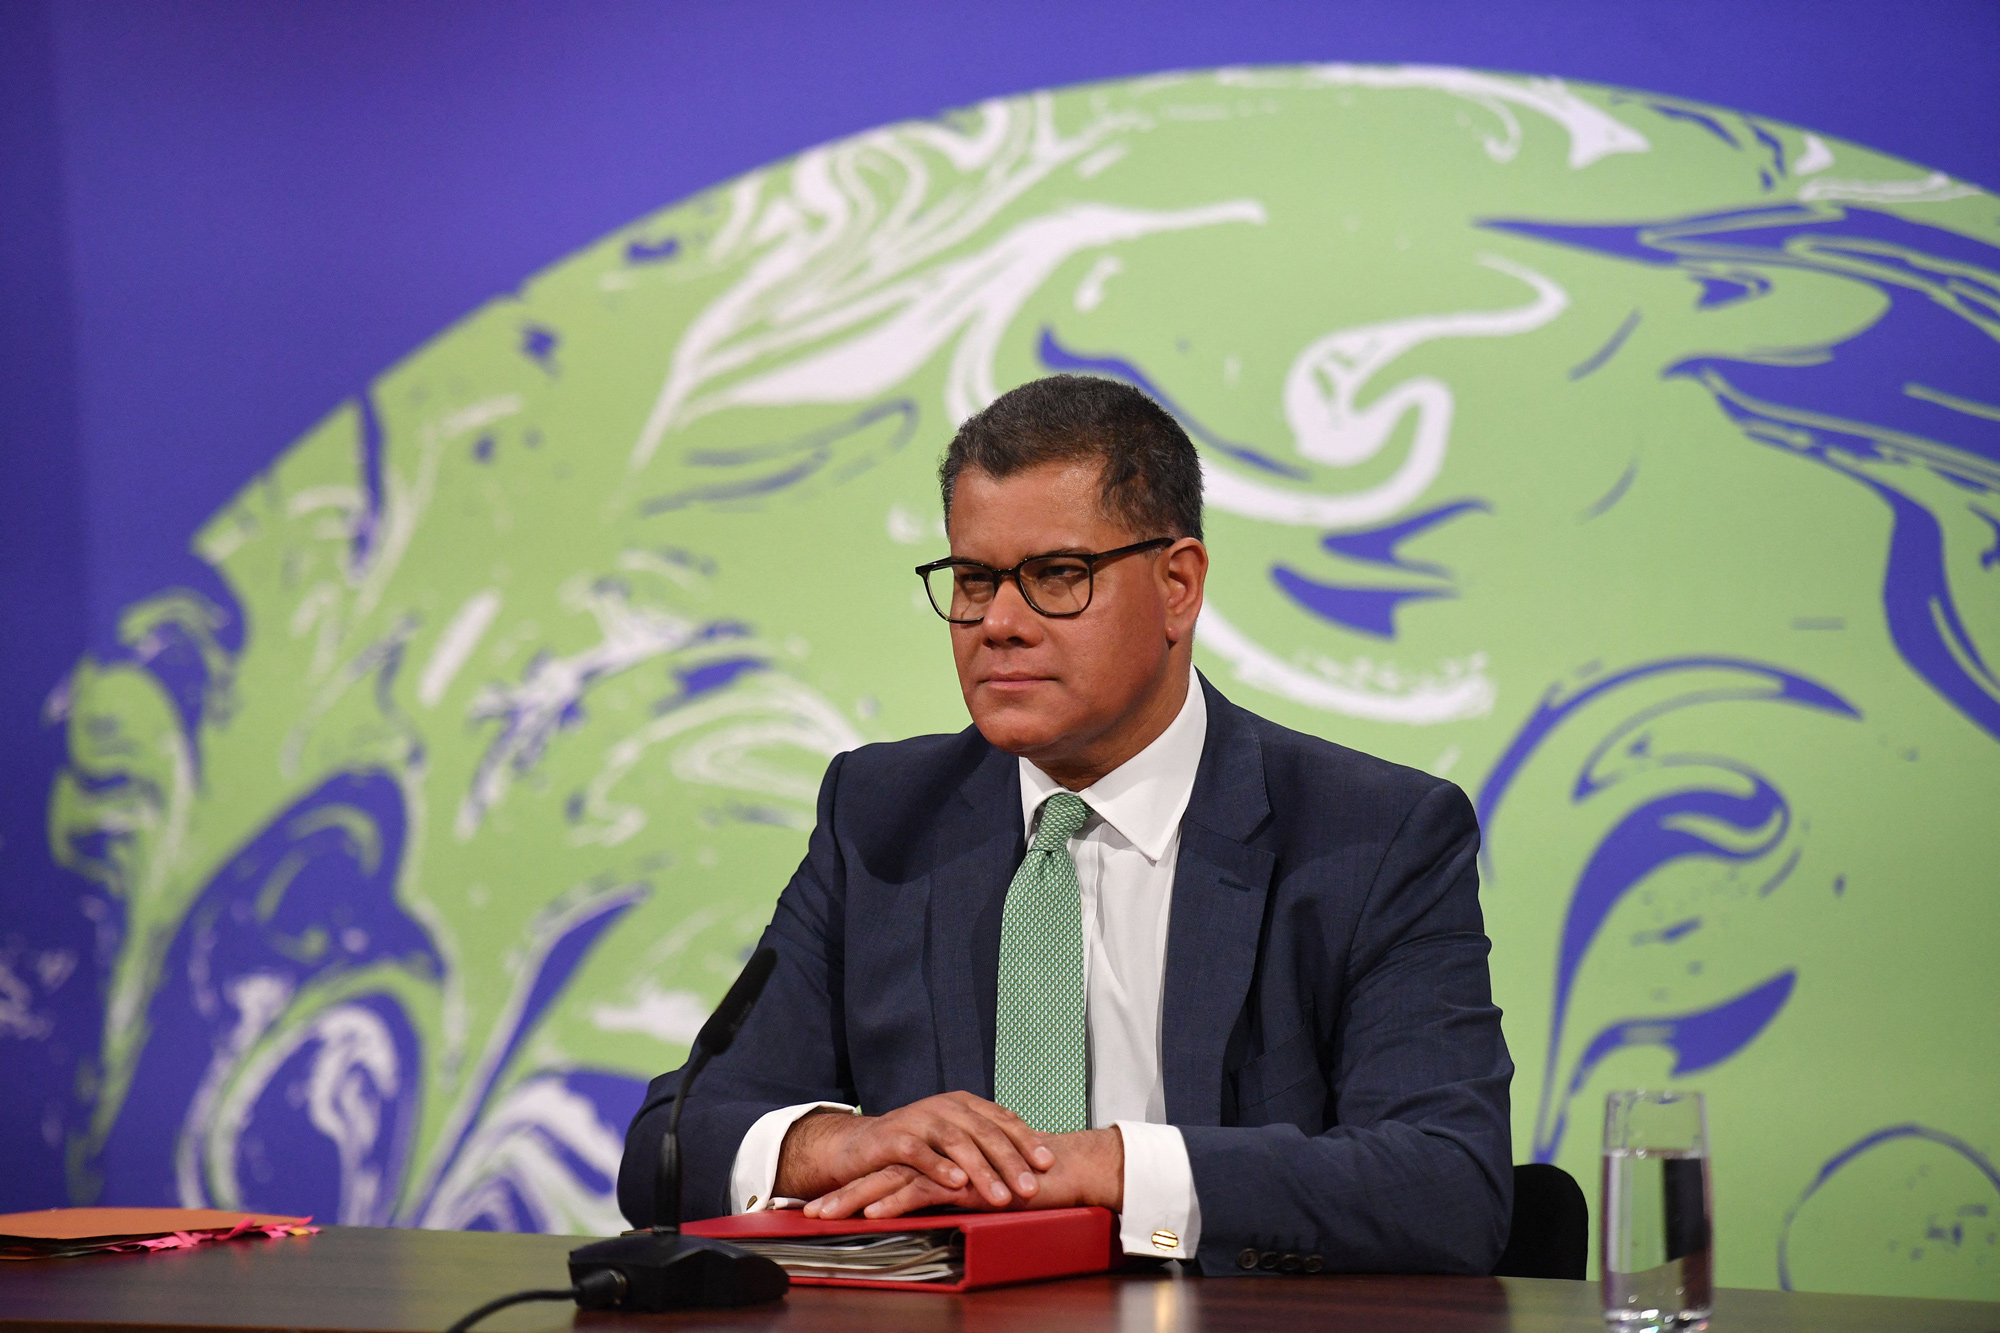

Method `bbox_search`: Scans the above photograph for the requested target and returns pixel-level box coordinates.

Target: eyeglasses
[915,538,1174,625]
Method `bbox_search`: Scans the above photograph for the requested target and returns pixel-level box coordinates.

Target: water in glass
[1602,1148,1712,1328]
[1602,1090,1711,1330]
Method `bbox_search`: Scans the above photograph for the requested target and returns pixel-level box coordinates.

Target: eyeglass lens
[925,554,1094,622]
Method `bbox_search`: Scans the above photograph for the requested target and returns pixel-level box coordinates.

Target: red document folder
[682,1206,1120,1292]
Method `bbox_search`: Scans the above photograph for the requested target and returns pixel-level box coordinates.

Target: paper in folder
[682,1206,1119,1292]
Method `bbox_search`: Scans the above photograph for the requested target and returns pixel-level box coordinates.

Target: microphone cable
[443,1268,625,1333]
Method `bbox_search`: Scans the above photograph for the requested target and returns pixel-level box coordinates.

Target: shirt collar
[1017,668,1208,864]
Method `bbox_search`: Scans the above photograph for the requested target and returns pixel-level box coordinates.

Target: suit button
[1304,1254,1325,1274]
[1258,1251,1280,1270]
[1237,1248,1259,1270]
[1279,1253,1302,1273]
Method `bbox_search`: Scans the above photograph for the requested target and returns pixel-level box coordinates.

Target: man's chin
[966,687,1072,758]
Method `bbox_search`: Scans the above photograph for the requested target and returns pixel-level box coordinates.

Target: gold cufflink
[1151,1229,1179,1250]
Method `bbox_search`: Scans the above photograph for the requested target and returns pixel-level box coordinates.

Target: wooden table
[1,1226,1995,1333]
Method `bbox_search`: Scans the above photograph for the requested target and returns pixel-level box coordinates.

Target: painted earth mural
[37,66,2000,1297]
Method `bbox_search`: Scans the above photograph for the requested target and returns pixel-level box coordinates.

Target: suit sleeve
[616,750,858,1226]
[1179,781,1515,1276]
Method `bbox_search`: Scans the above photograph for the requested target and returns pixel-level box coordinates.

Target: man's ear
[1161,538,1208,644]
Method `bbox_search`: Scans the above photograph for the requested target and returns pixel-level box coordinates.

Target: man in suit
[618,375,1514,1276]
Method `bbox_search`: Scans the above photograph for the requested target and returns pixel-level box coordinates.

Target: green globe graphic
[49,66,2000,1296]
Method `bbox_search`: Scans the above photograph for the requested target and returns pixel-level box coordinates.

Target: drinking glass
[1602,1090,1712,1330]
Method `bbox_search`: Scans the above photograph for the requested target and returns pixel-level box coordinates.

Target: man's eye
[955,570,1000,594]
[1032,561,1089,585]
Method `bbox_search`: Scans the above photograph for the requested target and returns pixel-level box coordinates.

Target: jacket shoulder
[813,727,1006,880]
[820,726,999,824]
[834,726,991,785]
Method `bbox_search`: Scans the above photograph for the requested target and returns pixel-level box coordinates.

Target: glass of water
[1602,1090,1712,1330]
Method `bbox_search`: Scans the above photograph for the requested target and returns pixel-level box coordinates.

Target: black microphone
[652,944,777,1232]
[697,943,779,1054]
[564,946,788,1312]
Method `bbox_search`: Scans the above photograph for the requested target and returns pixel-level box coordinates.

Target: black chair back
[1493,1162,1588,1280]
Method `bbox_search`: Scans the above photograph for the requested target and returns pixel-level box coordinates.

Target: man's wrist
[774,1107,863,1199]
[1050,1126,1124,1211]
[1101,1125,1126,1212]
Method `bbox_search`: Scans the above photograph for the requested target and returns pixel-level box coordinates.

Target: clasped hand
[772,1091,1123,1220]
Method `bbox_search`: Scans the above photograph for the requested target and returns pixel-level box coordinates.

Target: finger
[863,1173,977,1220]
[987,1101,1059,1171]
[867,1130,969,1193]
[926,1116,1016,1206]
[953,1105,1054,1200]
[936,1098,1052,1201]
[910,1102,1012,1205]
[820,1160,916,1216]
[941,1113,1036,1202]
[948,1092,1056,1172]
[805,1164,918,1220]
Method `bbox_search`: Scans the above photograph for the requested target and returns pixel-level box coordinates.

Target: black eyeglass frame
[914,537,1176,625]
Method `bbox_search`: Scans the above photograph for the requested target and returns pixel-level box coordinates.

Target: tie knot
[1031,791,1091,851]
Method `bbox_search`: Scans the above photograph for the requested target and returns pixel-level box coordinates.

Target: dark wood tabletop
[1,1226,1995,1333]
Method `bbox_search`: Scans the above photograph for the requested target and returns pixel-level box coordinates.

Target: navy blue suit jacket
[618,676,1514,1276]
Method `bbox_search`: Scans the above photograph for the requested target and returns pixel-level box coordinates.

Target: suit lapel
[1161,677,1276,1126]
[925,741,1022,1100]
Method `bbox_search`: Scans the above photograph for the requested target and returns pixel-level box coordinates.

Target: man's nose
[981,574,1041,643]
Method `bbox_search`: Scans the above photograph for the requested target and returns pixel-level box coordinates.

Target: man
[618,375,1513,1275]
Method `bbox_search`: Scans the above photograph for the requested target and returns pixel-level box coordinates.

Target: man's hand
[774,1092,1056,1211]
[804,1125,1125,1221]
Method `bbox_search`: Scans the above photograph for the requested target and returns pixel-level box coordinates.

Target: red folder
[682,1206,1119,1292]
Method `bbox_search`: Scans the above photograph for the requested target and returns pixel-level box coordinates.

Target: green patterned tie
[994,790,1093,1134]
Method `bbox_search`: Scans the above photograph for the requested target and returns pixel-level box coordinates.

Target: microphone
[565,946,789,1312]
[652,943,777,1231]
[697,943,780,1053]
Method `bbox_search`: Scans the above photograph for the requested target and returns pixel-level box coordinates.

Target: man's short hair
[940,375,1204,541]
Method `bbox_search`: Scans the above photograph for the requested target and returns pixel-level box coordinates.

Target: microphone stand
[565,948,789,1311]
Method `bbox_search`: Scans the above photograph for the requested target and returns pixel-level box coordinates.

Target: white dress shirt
[728,670,1208,1260]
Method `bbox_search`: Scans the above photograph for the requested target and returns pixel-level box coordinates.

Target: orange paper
[0,1208,309,1242]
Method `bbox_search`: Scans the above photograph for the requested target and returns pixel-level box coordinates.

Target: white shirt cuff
[1114,1120,1200,1259]
[727,1101,854,1213]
